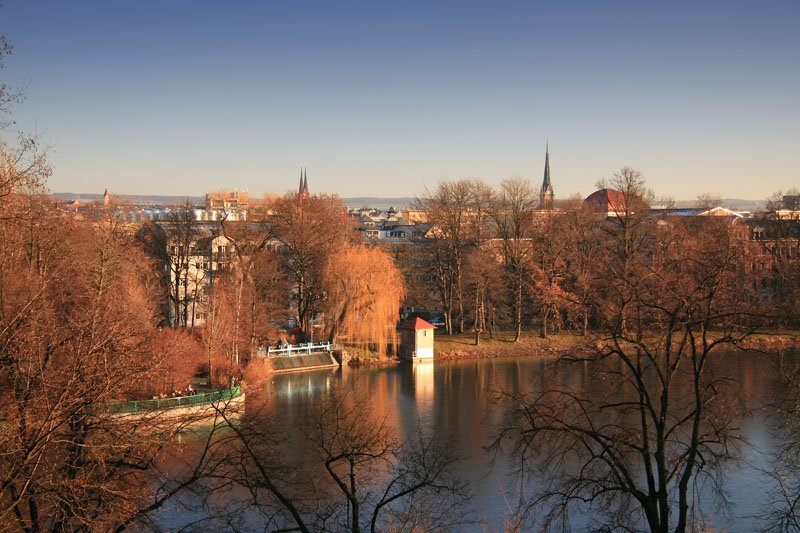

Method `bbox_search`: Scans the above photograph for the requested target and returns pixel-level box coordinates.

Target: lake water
[159,350,797,531]
[257,350,796,531]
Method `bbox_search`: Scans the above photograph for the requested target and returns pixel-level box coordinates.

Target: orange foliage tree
[322,244,406,355]
[143,328,204,396]
[0,207,182,529]
[266,193,354,340]
[202,272,255,387]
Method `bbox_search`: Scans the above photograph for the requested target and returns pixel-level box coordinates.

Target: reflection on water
[256,351,797,531]
[153,351,796,531]
[263,369,339,399]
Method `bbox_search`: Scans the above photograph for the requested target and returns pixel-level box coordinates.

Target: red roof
[398,317,437,331]
[584,188,627,214]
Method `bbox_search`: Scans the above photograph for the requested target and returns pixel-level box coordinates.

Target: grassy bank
[738,330,800,350]
[433,330,800,361]
[434,332,598,360]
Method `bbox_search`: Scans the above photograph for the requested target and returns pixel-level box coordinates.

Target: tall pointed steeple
[539,143,554,210]
[299,166,310,198]
[299,167,305,195]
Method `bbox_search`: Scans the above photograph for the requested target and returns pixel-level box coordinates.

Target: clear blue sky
[2,0,798,200]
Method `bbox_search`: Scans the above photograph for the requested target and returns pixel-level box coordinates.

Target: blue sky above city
[1,1,798,200]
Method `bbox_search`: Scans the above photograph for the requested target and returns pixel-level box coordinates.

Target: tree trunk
[456,271,465,334]
[473,285,482,346]
[513,274,523,343]
[582,308,588,336]
[207,345,214,387]
[540,305,549,339]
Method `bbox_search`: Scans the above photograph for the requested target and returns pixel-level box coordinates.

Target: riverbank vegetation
[488,169,784,532]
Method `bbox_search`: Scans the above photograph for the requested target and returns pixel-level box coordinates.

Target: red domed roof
[584,188,627,214]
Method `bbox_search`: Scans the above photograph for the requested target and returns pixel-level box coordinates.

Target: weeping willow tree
[322,244,406,355]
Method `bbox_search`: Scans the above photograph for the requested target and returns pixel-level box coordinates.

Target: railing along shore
[105,385,242,414]
[258,341,333,357]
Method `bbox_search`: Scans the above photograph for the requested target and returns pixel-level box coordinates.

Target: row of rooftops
[54,194,794,224]
[53,176,799,229]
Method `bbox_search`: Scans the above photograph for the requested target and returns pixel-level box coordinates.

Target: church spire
[299,166,310,198]
[299,166,304,195]
[539,144,554,209]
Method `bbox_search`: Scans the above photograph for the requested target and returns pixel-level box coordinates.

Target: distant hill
[341,197,417,209]
[721,198,764,211]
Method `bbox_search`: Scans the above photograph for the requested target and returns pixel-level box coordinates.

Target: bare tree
[0,207,205,530]
[596,166,657,337]
[199,385,473,532]
[162,206,203,328]
[490,177,538,342]
[266,192,354,340]
[755,189,800,530]
[558,202,606,335]
[463,245,507,344]
[493,172,764,532]
[0,34,238,532]
[203,273,237,386]
[0,37,49,209]
[527,211,572,338]
[696,192,723,210]
[754,189,800,327]
[759,353,800,531]
[419,178,492,335]
[211,219,269,367]
[0,37,197,528]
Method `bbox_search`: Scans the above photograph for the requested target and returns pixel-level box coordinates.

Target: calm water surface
[156,351,796,531]
[257,350,796,531]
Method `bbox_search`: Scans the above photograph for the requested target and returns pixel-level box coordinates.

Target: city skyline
[2,0,798,200]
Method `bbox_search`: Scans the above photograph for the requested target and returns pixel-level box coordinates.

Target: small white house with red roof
[398,317,436,360]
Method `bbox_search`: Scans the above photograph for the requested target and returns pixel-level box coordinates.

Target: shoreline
[433,333,596,362]
[346,330,800,367]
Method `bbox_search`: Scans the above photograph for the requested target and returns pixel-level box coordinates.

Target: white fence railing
[257,342,332,357]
